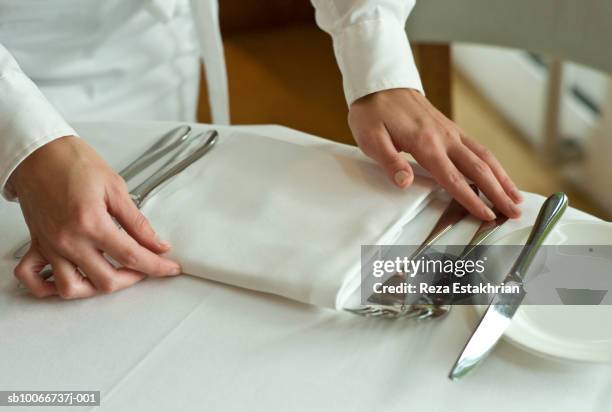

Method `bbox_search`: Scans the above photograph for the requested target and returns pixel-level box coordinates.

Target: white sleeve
[310,0,424,106]
[0,43,77,201]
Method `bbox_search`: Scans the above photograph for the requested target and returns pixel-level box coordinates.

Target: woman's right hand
[8,136,182,299]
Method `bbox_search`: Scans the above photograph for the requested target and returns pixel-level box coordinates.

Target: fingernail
[510,203,522,217]
[156,235,171,249]
[484,208,496,220]
[394,171,410,187]
[170,265,182,276]
[511,188,523,203]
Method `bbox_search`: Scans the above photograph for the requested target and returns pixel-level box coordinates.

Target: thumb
[107,189,170,254]
[357,130,414,189]
[389,158,414,189]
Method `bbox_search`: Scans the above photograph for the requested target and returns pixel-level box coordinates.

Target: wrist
[8,135,79,196]
[350,87,423,109]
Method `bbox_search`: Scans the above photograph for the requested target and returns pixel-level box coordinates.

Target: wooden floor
[198,24,606,219]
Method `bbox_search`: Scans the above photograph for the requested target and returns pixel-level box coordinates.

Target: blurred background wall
[197,0,611,220]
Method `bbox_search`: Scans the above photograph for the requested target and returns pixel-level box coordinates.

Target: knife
[130,129,218,207]
[448,192,568,380]
[118,125,192,181]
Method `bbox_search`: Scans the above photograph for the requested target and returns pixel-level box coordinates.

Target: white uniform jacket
[0,0,423,199]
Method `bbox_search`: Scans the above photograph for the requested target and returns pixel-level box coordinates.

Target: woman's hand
[9,136,181,299]
[348,88,522,221]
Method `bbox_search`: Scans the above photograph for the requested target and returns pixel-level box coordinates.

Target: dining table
[0,121,610,412]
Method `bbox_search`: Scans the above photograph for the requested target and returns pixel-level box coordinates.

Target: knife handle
[130,130,218,207]
[511,192,568,280]
[408,185,478,262]
[118,125,191,181]
[456,208,509,261]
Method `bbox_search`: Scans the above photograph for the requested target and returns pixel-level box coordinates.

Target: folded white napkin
[140,130,437,309]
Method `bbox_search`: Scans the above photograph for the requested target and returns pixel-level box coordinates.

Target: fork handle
[130,130,218,207]
[408,187,477,262]
[118,125,191,181]
[457,208,508,260]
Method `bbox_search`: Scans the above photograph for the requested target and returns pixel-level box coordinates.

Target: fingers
[449,145,521,219]
[95,219,182,277]
[107,187,170,254]
[68,247,147,294]
[354,127,414,189]
[347,88,521,222]
[417,151,497,221]
[47,253,97,299]
[461,135,523,204]
[14,246,57,298]
[23,231,168,298]
[28,201,180,299]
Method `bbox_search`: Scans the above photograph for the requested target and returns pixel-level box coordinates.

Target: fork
[347,302,449,320]
[345,190,474,318]
[346,207,509,319]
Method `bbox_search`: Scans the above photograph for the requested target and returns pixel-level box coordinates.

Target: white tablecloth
[0,121,610,412]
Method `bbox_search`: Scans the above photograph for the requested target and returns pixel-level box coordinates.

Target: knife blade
[448,192,568,380]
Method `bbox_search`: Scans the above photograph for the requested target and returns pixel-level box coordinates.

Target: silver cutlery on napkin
[346,206,508,319]
[12,125,193,260]
[118,125,192,181]
[346,187,477,319]
[448,192,568,381]
[406,208,509,319]
[130,129,218,207]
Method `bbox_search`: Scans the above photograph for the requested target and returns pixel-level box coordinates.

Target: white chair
[406,0,612,212]
[408,0,612,74]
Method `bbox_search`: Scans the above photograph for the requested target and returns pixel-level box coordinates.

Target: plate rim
[479,219,612,363]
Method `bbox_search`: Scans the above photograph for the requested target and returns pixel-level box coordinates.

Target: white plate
[478,220,612,363]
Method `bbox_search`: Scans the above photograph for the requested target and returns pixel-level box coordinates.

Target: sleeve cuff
[0,71,76,201]
[331,17,424,105]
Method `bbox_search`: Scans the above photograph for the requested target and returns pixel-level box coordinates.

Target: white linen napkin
[140,130,437,309]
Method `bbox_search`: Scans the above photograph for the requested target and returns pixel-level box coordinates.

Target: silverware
[407,208,510,318]
[130,129,218,207]
[448,192,568,381]
[12,242,31,262]
[118,125,191,181]
[452,209,509,265]
[346,206,508,319]
[403,191,475,264]
[12,125,192,260]
[19,129,219,285]
[346,187,476,319]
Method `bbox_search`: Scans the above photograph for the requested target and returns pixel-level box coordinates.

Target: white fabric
[0,0,424,200]
[312,0,424,104]
[0,43,77,199]
[139,129,436,309]
[190,0,230,125]
[0,0,203,198]
[0,121,610,412]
